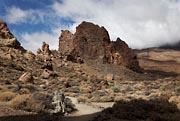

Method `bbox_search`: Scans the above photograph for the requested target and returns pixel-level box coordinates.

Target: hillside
[1,20,180,121]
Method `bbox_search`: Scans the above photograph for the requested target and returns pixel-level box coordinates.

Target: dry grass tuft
[10,94,31,109]
[9,94,43,112]
[0,91,17,102]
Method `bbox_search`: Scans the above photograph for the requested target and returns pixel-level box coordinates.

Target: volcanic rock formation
[0,20,25,50]
[37,42,51,56]
[0,20,36,61]
[59,21,140,72]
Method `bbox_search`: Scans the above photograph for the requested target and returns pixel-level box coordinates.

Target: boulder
[106,74,115,81]
[19,72,34,83]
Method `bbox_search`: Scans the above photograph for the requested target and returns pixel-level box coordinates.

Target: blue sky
[0,0,180,52]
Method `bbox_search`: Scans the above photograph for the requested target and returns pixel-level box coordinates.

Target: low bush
[10,94,43,113]
[111,86,120,93]
[10,94,31,109]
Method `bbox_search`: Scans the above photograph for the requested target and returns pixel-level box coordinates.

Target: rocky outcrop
[37,42,51,56]
[59,21,140,72]
[36,42,52,61]
[0,20,37,61]
[42,42,51,55]
[107,38,140,71]
[0,20,25,51]
[59,30,74,54]
[72,21,110,60]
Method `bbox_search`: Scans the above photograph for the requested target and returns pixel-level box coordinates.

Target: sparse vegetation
[0,91,16,102]
[1,19,180,121]
[9,93,52,113]
[10,94,31,110]
[111,86,120,93]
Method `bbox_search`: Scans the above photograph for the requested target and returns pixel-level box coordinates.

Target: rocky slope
[59,21,140,72]
[0,20,36,61]
[0,20,24,50]
[1,20,180,121]
[136,48,180,74]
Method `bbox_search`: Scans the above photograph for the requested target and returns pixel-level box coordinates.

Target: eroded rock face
[0,20,37,61]
[0,20,24,50]
[73,21,110,60]
[59,30,74,55]
[107,38,140,71]
[36,42,52,61]
[59,21,140,72]
[37,42,51,56]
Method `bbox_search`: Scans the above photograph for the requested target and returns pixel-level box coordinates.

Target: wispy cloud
[21,31,59,53]
[5,6,48,24]
[20,24,71,53]
[5,6,28,24]
[3,0,180,52]
[51,0,180,49]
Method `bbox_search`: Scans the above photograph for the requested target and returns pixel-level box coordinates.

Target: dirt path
[61,97,114,121]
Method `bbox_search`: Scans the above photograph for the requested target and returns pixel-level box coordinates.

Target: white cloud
[5,6,28,24]
[5,6,47,24]
[51,0,180,49]
[20,23,73,53]
[21,31,59,53]
[5,0,180,52]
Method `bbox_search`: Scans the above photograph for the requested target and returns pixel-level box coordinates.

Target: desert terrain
[1,20,180,121]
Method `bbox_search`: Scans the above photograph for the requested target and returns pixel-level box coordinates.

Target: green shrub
[111,86,120,93]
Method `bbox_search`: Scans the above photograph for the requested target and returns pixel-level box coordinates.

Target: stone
[19,72,34,83]
[37,42,51,56]
[59,30,74,54]
[58,21,141,72]
[36,42,52,61]
[41,62,53,71]
[72,21,110,60]
[106,74,115,81]
[23,51,36,61]
[41,69,55,79]
[37,48,42,54]
[107,38,140,71]
[42,42,51,55]
[0,20,25,51]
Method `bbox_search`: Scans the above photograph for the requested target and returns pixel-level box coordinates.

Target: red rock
[58,21,141,72]
[59,30,74,54]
